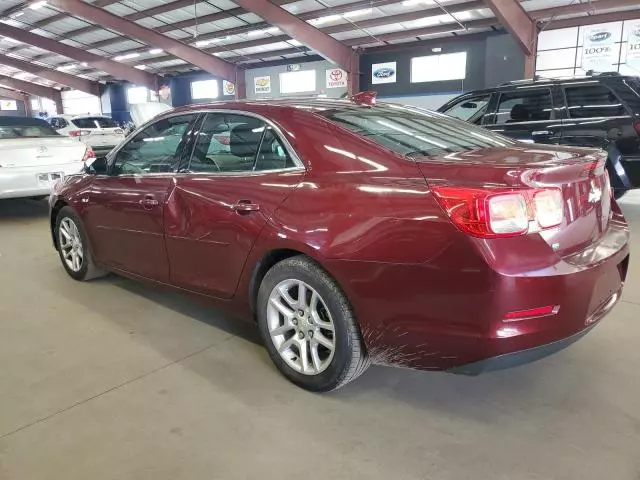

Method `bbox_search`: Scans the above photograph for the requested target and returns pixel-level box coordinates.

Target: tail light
[634,119,640,136]
[82,147,96,163]
[432,186,564,238]
[69,130,90,137]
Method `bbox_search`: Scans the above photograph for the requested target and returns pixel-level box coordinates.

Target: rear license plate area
[37,172,63,187]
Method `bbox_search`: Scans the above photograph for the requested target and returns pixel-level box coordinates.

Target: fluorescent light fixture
[149,48,163,54]
[81,62,88,67]
[342,8,373,18]
[432,47,442,52]
[2,37,20,43]
[135,65,147,70]
[195,39,212,47]
[247,30,263,36]
[309,14,341,25]
[57,64,77,70]
[29,1,48,10]
[265,27,280,34]
[114,52,140,61]
[402,0,433,5]
[10,11,24,18]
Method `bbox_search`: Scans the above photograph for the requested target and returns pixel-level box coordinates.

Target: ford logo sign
[589,31,611,42]
[373,67,395,78]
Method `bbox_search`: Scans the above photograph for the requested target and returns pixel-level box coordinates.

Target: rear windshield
[72,117,120,129]
[318,104,515,157]
[0,124,59,139]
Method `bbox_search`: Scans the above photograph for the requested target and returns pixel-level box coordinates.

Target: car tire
[55,206,107,281]
[257,255,370,392]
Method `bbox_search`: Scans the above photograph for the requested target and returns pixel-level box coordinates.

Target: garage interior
[1,0,640,479]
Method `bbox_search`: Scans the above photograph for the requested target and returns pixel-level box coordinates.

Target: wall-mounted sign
[158,84,172,106]
[0,100,18,110]
[582,26,617,72]
[371,62,397,84]
[254,75,271,94]
[326,68,347,88]
[223,80,235,96]
[626,20,640,73]
[287,64,301,72]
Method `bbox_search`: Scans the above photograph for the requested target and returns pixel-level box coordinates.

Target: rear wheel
[257,256,370,392]
[55,206,107,281]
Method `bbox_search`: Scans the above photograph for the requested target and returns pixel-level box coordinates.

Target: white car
[48,114,125,157]
[0,116,93,200]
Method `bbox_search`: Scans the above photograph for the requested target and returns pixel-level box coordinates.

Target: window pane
[494,89,553,124]
[279,70,316,94]
[319,105,514,157]
[443,95,491,122]
[538,27,579,50]
[411,52,467,83]
[127,87,149,105]
[189,114,265,173]
[71,117,119,129]
[254,128,294,171]
[565,85,626,118]
[191,79,219,100]
[536,48,577,71]
[113,114,194,175]
[0,118,59,139]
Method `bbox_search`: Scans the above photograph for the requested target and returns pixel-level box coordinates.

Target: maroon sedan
[49,96,630,391]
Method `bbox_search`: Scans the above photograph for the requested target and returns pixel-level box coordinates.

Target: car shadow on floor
[0,198,49,220]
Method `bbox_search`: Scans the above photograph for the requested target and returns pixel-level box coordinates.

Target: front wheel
[55,206,107,281]
[257,256,370,392]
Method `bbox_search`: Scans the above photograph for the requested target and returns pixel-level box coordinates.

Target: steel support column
[46,0,242,83]
[484,0,537,72]
[0,23,158,89]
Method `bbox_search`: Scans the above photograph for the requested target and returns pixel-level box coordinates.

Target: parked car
[48,96,629,391]
[48,114,125,158]
[0,116,94,200]
[438,72,640,198]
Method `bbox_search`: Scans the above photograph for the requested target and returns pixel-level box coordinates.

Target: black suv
[438,73,640,197]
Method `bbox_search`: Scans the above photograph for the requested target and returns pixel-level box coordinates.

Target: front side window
[493,89,553,124]
[442,94,491,124]
[188,113,294,173]
[564,84,627,118]
[111,114,195,175]
[320,105,515,157]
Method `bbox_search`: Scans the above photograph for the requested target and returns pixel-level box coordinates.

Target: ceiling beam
[0,22,158,89]
[0,74,62,113]
[540,8,640,30]
[230,0,355,71]
[64,0,481,72]
[483,0,536,56]
[0,53,100,95]
[45,0,242,84]
[531,0,640,20]
[0,86,28,102]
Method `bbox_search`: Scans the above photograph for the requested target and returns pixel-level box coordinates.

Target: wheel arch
[50,199,69,248]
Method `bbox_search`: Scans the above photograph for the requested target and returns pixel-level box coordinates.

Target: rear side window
[564,85,627,118]
[319,105,515,157]
[72,117,119,129]
[442,94,491,124]
[493,89,553,124]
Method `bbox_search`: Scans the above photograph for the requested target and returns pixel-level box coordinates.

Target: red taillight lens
[69,130,90,137]
[633,119,640,136]
[503,305,559,322]
[82,147,96,162]
[433,187,564,238]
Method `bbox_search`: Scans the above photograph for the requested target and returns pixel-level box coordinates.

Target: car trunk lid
[0,137,87,168]
[415,144,612,257]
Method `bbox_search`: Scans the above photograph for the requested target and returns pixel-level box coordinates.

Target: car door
[483,87,562,144]
[555,81,636,190]
[81,113,199,282]
[439,92,493,125]
[164,111,305,299]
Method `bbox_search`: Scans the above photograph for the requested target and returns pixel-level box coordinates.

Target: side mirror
[85,156,109,175]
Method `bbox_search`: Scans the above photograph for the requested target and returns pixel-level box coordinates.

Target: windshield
[319,104,515,156]
[72,116,120,129]
[0,123,59,139]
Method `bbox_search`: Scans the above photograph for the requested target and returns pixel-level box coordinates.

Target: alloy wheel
[58,217,84,272]
[267,279,336,375]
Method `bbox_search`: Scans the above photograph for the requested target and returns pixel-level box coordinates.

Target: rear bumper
[0,163,83,199]
[448,288,620,375]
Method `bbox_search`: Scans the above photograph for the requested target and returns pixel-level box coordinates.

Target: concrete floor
[1,194,639,480]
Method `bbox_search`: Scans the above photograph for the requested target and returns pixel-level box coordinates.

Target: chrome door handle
[139,196,159,208]
[532,130,550,135]
[232,200,260,214]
